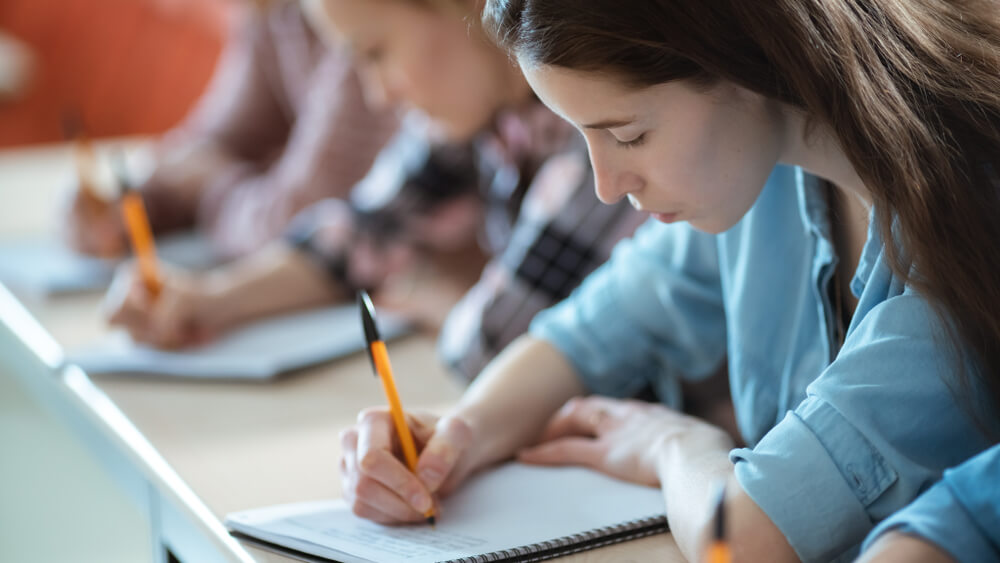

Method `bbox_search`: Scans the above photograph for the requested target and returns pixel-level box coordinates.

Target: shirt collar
[794,166,881,298]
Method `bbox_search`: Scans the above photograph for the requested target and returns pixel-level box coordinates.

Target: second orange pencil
[114,158,162,298]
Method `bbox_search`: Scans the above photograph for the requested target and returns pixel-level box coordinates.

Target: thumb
[415,414,473,493]
[104,266,145,324]
[406,411,441,446]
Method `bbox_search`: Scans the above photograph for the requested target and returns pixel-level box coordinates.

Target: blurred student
[102,0,645,383]
[64,0,397,260]
[336,1,1000,562]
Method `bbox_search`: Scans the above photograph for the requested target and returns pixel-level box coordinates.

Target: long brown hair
[485,0,1000,431]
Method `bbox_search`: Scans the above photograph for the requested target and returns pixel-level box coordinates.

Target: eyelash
[615,133,646,149]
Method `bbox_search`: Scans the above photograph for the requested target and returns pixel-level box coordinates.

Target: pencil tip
[358,290,381,343]
[110,151,133,195]
[426,516,436,527]
[713,481,726,541]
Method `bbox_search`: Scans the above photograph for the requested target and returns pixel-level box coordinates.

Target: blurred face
[521,64,787,234]
[307,0,523,140]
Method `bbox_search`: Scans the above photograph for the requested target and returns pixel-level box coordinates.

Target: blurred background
[0,0,232,148]
[1,3,233,561]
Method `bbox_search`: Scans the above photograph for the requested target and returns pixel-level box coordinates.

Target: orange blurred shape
[0,0,237,147]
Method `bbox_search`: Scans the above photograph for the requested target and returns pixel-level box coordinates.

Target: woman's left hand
[517,396,735,487]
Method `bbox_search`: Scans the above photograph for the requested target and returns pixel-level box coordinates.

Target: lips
[652,212,679,223]
[626,195,681,223]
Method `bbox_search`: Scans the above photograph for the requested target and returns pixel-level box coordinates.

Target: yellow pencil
[706,483,731,563]
[113,156,162,298]
[358,290,436,526]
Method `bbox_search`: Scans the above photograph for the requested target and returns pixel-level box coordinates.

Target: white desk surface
[0,141,684,563]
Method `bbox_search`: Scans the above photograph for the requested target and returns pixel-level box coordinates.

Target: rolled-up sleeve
[862,444,1000,562]
[732,292,994,562]
[530,219,726,402]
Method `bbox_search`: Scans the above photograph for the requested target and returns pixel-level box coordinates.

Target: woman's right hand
[103,262,227,349]
[62,186,128,258]
[339,408,480,524]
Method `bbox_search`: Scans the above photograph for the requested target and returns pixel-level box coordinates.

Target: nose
[588,145,642,204]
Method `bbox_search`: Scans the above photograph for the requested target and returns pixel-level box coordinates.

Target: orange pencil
[358,290,436,526]
[706,483,731,563]
[113,156,162,298]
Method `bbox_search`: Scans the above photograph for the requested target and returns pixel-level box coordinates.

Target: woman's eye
[615,133,646,149]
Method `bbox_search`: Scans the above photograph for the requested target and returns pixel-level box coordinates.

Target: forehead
[309,0,407,41]
[519,62,647,124]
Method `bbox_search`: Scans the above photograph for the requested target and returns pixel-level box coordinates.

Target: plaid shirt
[289,105,645,382]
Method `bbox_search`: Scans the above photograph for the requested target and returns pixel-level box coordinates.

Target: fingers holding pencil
[341,408,437,524]
[103,262,221,349]
[60,110,129,258]
[338,407,481,524]
[63,188,128,257]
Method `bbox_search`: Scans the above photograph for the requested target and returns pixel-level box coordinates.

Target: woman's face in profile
[307,0,518,141]
[522,62,788,234]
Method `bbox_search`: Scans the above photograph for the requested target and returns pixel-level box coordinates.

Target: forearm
[658,436,797,562]
[455,336,587,469]
[204,242,343,330]
[141,139,237,234]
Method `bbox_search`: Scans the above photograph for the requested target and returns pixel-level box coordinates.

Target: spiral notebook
[225,463,668,563]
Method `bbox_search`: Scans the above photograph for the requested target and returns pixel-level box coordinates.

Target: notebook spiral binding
[448,514,669,563]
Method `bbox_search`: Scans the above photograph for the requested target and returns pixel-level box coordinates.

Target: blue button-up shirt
[863,443,1000,562]
[530,165,994,562]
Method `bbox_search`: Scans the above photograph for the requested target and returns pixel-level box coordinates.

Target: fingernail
[410,491,431,513]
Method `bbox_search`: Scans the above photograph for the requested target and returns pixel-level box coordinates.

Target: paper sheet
[226,463,667,562]
[67,305,409,380]
[0,232,217,297]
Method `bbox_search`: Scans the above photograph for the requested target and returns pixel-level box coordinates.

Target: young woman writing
[339,1,1000,561]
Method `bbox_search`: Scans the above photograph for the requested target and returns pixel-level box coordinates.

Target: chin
[687,216,735,235]
[432,115,486,143]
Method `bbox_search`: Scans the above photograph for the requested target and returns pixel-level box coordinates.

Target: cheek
[395,42,446,108]
[413,48,500,138]
[660,102,779,228]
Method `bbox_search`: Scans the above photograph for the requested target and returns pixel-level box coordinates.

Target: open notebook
[0,232,217,297]
[67,305,408,380]
[225,463,668,563]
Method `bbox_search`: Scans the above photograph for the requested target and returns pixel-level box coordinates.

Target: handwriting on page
[288,515,487,558]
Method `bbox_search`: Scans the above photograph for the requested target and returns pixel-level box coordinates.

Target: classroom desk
[0,142,685,562]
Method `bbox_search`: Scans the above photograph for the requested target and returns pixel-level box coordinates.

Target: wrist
[655,427,734,494]
[449,404,494,470]
[197,272,242,331]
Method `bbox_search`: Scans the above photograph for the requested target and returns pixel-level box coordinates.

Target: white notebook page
[68,304,408,380]
[0,232,216,297]
[226,463,667,563]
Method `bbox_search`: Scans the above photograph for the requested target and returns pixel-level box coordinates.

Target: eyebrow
[581,117,636,130]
